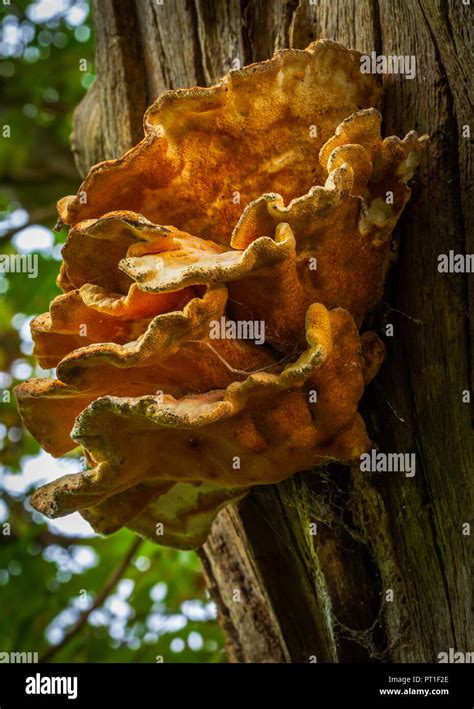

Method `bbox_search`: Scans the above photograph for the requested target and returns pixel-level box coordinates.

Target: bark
[73,0,473,663]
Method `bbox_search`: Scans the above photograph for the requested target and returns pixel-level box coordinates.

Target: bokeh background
[0,0,225,663]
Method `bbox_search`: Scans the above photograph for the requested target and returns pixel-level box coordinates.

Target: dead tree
[72,0,472,662]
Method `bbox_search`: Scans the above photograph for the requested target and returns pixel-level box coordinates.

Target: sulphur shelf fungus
[16,40,426,549]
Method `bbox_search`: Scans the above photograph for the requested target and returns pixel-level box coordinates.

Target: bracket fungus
[16,40,426,549]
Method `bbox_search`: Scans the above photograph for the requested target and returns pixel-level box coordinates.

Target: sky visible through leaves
[0,0,225,663]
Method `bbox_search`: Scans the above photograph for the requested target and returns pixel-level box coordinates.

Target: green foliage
[0,498,225,662]
[0,1,225,663]
[0,0,95,182]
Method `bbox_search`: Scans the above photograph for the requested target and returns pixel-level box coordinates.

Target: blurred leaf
[0,0,225,664]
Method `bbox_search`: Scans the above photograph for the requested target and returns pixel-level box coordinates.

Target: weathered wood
[199,506,290,663]
[72,0,473,663]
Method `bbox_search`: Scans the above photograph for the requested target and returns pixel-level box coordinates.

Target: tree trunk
[73,0,472,663]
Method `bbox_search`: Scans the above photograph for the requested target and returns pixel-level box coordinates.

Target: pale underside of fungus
[16,40,427,549]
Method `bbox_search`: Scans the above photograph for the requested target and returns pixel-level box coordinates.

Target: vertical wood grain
[71,0,473,662]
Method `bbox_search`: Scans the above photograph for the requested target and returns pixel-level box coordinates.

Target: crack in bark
[401,328,458,651]
[421,0,473,422]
